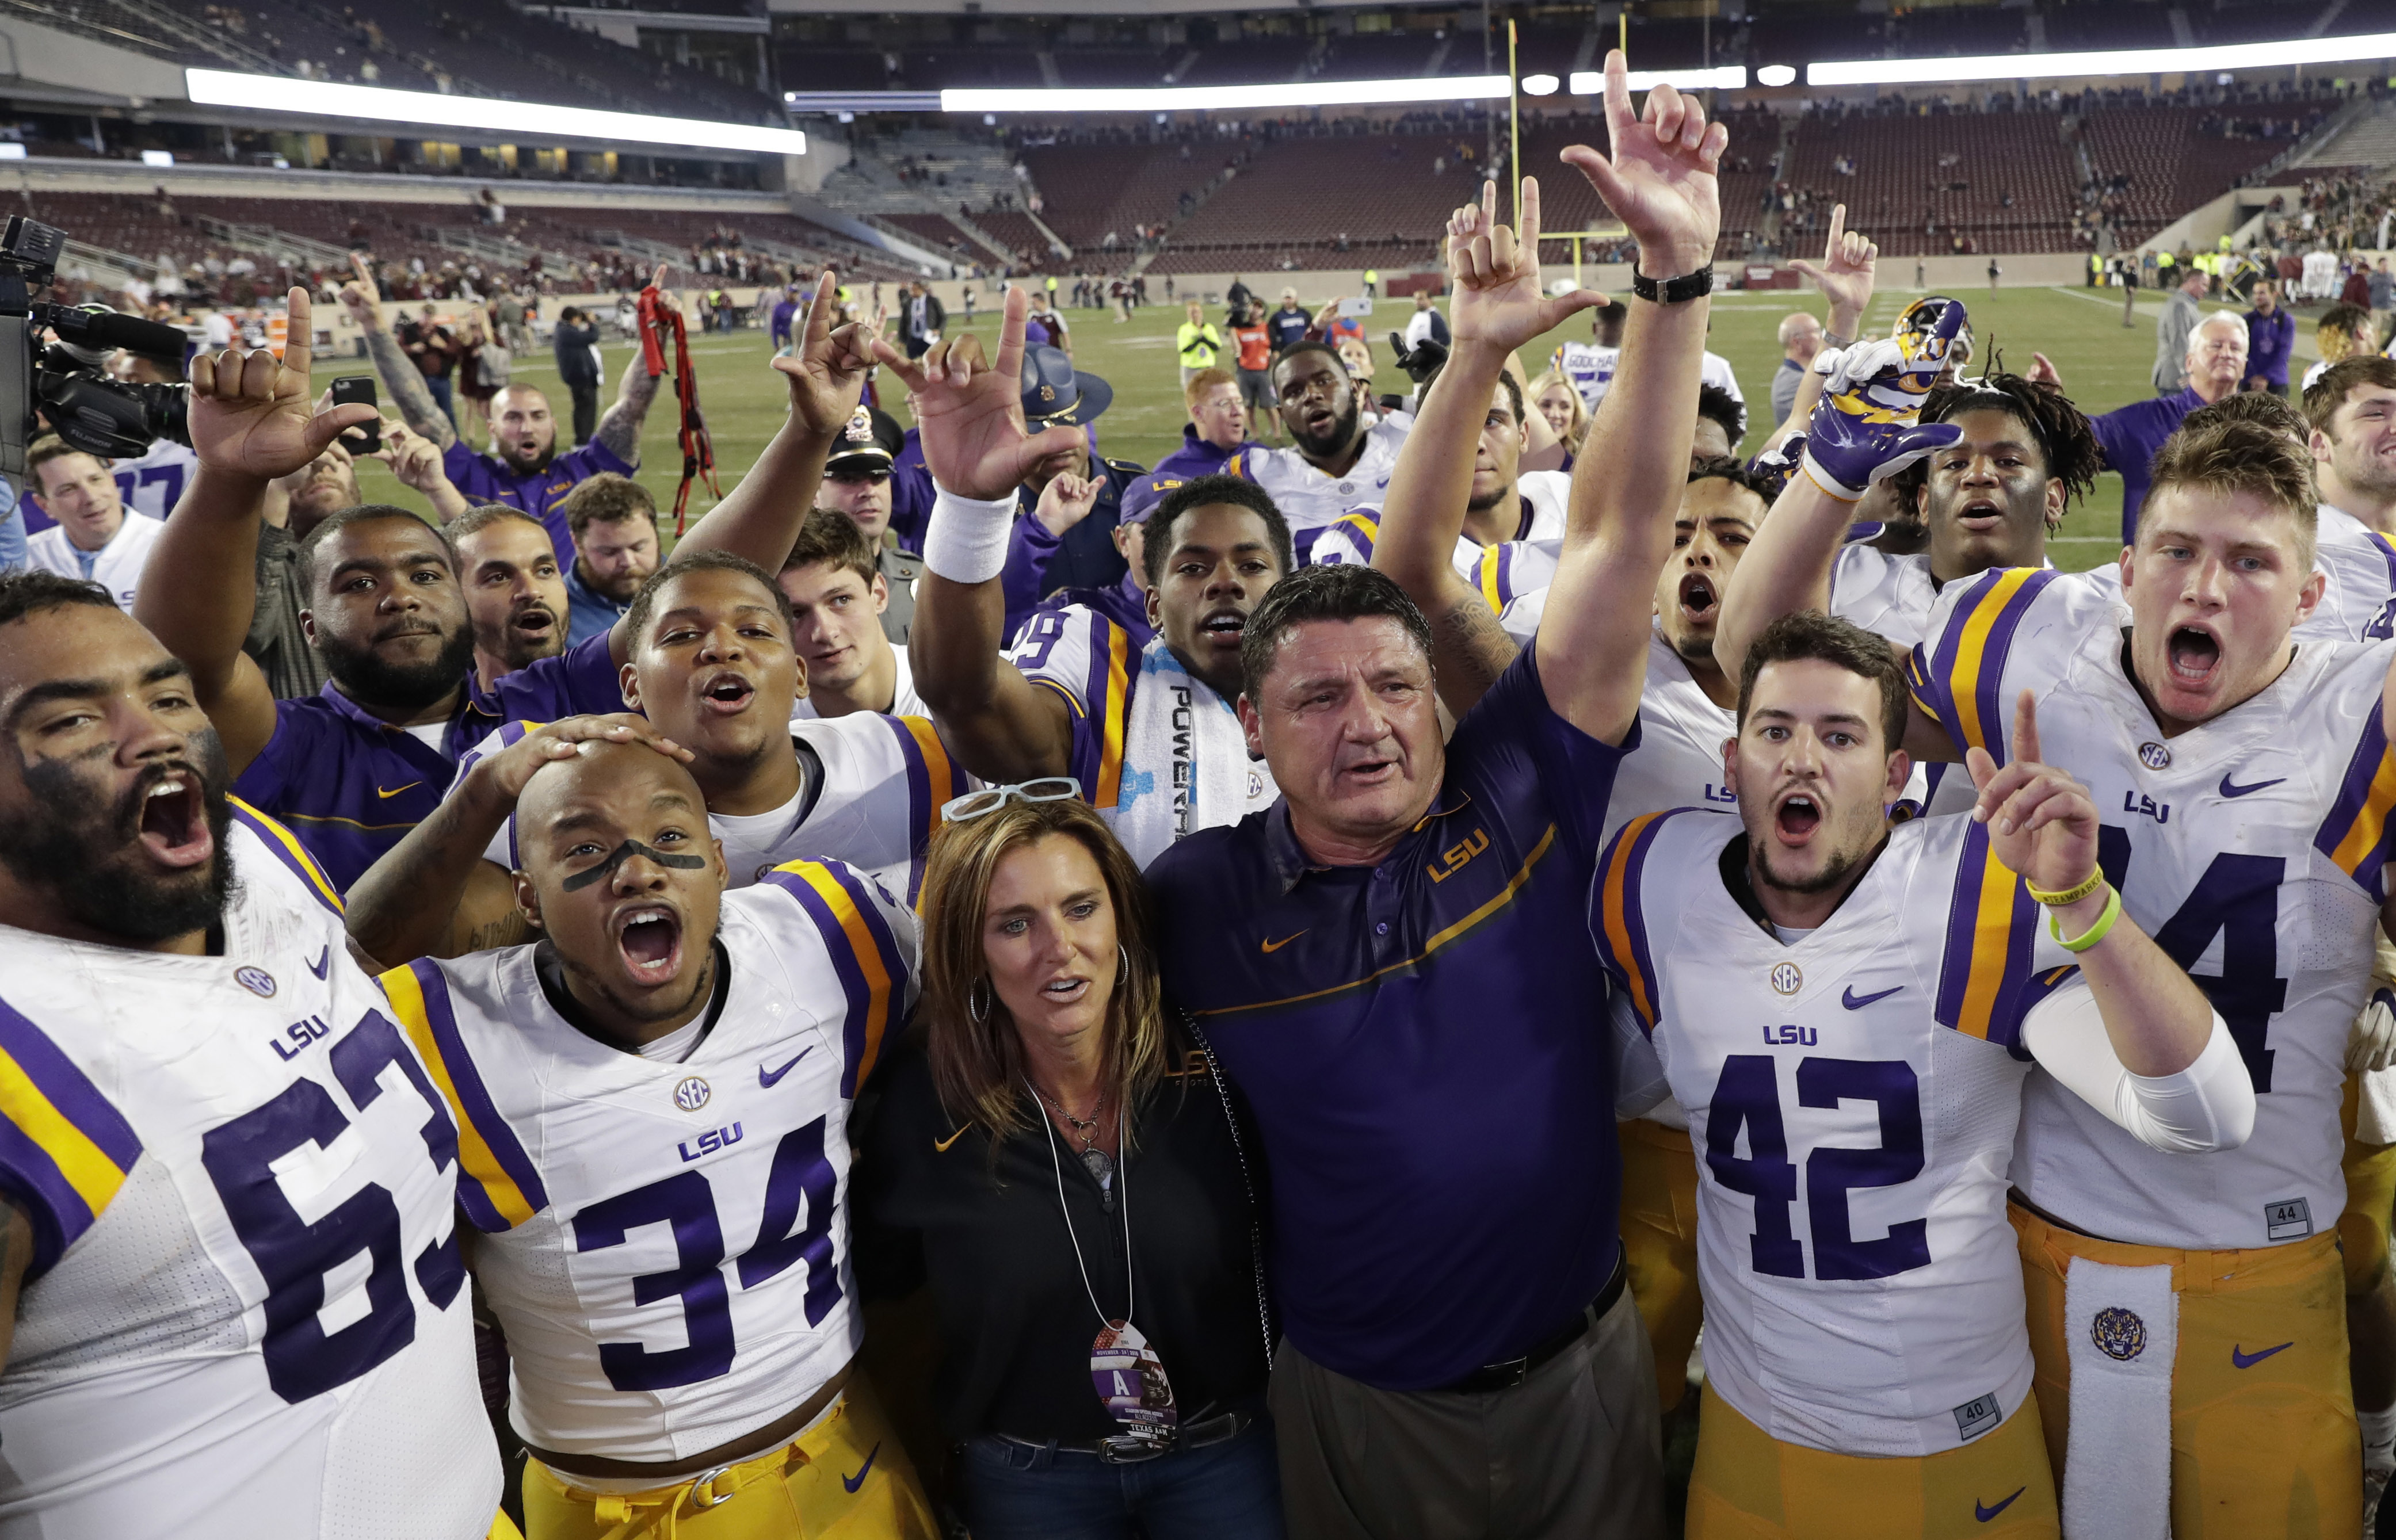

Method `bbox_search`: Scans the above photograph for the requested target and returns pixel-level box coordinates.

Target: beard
[579,557,650,602]
[493,607,564,671]
[1289,393,1361,461]
[499,435,556,475]
[0,731,235,943]
[1467,482,1512,515]
[316,622,477,714]
[1751,822,1887,898]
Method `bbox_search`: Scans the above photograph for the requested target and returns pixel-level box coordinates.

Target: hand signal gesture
[1033,469,1100,536]
[337,251,384,330]
[1967,691,2100,898]
[189,290,379,482]
[1445,178,1606,354]
[1558,49,1726,279]
[1800,296,1967,498]
[1787,204,1876,332]
[771,266,884,438]
[871,286,1083,502]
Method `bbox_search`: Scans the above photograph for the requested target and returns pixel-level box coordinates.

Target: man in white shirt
[21,438,163,612]
[777,507,926,721]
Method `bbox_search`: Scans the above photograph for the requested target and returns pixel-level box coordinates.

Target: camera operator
[338,253,665,565]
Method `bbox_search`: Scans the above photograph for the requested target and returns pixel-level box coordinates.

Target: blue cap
[1120,472,1186,526]
[1020,344,1113,425]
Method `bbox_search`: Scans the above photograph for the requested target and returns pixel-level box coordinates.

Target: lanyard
[1026,1076,1132,1327]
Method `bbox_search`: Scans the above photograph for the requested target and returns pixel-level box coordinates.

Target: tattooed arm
[590,346,661,468]
[338,254,456,449]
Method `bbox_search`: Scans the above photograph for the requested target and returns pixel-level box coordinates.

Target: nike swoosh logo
[1261,931,1307,953]
[306,946,330,980]
[2219,774,2286,799]
[1844,985,1903,1010]
[2233,1340,2294,1368]
[933,1125,970,1153]
[758,1046,813,1088]
[1976,1486,2025,1522]
[375,782,421,800]
[843,1442,880,1493]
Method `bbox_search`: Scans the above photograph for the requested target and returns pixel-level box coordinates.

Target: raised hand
[770,266,883,438]
[375,419,452,497]
[2024,351,2064,390]
[1033,469,1100,536]
[1800,296,1967,499]
[872,286,1083,502]
[1445,178,1606,354]
[1558,49,1726,278]
[189,290,380,482]
[1787,204,1875,336]
[1967,691,2099,897]
[479,714,692,807]
[337,252,383,330]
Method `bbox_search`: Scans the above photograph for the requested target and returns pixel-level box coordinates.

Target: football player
[1746,373,2392,1531]
[343,553,966,965]
[891,292,1292,870]
[1598,616,2248,1536]
[0,571,502,1537]
[373,733,937,1538]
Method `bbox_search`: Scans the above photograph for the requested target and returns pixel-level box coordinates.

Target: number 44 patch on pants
[2266,1197,2314,1241]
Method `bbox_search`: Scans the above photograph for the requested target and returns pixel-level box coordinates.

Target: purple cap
[1120,472,1186,526]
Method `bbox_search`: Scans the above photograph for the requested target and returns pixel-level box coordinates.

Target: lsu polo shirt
[230,630,624,893]
[442,438,635,566]
[1147,642,1632,1390]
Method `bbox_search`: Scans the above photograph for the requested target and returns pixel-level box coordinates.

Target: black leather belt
[1439,1251,1628,1395]
[991,1408,1254,1465]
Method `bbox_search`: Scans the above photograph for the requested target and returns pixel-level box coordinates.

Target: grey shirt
[247,522,330,700]
[2153,289,2202,394]
[1771,357,1804,430]
[878,542,921,645]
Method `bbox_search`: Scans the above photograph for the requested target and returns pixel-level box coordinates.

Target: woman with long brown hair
[854,782,1283,1539]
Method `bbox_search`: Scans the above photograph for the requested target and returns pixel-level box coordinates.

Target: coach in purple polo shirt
[2244,278,2296,397]
[2029,309,2246,542]
[135,280,882,893]
[335,253,663,565]
[1144,62,1721,1536]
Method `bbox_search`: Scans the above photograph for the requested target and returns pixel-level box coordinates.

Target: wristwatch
[1631,262,1715,305]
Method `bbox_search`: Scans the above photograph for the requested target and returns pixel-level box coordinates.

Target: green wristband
[2050,884,2122,954]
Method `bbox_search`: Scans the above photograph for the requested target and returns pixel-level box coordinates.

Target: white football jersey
[1306,471,1569,576]
[0,805,498,1538]
[1597,809,2077,1457]
[790,644,928,723]
[2310,504,2396,643]
[459,712,964,904]
[109,438,200,521]
[1222,418,1411,556]
[1913,567,2395,1248]
[1552,341,1620,410]
[1827,544,1940,652]
[1607,629,1739,845]
[387,864,915,1464]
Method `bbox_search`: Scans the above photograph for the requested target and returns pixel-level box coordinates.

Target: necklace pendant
[1082,1147,1117,1210]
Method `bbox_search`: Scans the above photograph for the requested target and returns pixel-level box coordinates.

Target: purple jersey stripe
[1073,612,1114,803]
[1922,568,2006,739]
[1933,825,1990,1029]
[0,996,141,1172]
[881,715,934,904]
[0,1115,99,1279]
[772,870,877,1095]
[1615,812,1678,1027]
[407,961,548,1214]
[2319,709,2396,897]
[1970,570,2057,767]
[227,800,345,916]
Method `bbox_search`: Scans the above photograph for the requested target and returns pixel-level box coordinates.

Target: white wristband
[922,483,1019,585]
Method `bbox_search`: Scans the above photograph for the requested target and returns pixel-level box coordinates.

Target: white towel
[2061,1254,2177,1540]
[2359,1063,2396,1147]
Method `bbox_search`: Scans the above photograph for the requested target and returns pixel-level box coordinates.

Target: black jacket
[553,320,601,387]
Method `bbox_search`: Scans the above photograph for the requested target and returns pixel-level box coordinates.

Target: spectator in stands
[1231,302,1277,445]
[776,507,925,721]
[2151,266,2210,393]
[1154,368,1250,480]
[1402,289,1451,355]
[815,406,925,644]
[2245,279,2296,398]
[2033,311,2247,540]
[2305,302,2376,393]
[1177,301,1224,387]
[2372,259,2395,323]
[1772,311,1823,429]
[900,280,947,361]
[396,304,459,429]
[341,254,664,567]
[446,505,566,693]
[551,303,604,445]
[22,437,162,613]
[556,472,661,646]
[1267,288,1313,353]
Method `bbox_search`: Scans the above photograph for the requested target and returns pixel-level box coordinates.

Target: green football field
[355,280,2261,575]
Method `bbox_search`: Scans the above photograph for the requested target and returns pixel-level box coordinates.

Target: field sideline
[349,281,2300,575]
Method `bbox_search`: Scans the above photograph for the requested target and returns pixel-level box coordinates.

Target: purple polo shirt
[442,438,635,565]
[229,629,624,893]
[2246,305,2296,388]
[1147,642,1633,1389]
[1150,427,1245,481]
[2090,386,2203,544]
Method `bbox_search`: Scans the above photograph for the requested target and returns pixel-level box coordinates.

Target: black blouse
[853,1034,1272,1444]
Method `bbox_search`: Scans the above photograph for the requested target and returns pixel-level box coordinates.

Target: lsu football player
[1598,613,2249,1538]
[370,730,939,1538]
[0,572,504,1538]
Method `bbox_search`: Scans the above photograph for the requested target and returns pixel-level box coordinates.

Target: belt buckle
[685,1464,737,1511]
[1481,1355,1531,1391]
[1096,1434,1173,1466]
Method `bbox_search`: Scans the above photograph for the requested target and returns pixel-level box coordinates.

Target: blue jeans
[962,1420,1286,1540]
[426,374,456,428]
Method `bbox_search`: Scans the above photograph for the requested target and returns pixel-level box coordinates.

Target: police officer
[1010,344,1146,597]
[814,404,927,645]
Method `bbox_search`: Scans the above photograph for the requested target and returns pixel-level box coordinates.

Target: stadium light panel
[941,77,1510,113]
[1569,66,1750,93]
[1523,74,1562,95]
[1806,33,2396,86]
[185,69,808,155]
[1756,64,1798,87]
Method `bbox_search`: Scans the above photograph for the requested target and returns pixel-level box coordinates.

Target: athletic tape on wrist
[922,484,1020,585]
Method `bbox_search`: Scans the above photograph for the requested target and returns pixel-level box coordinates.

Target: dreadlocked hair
[1886,372,2103,518]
